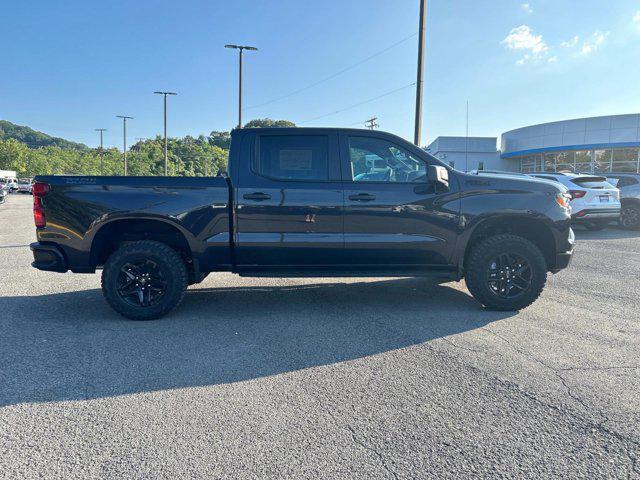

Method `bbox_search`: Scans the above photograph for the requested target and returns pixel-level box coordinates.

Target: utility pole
[465,100,469,172]
[365,117,379,130]
[95,128,107,175]
[154,91,177,175]
[414,0,427,146]
[224,44,258,128]
[116,116,133,176]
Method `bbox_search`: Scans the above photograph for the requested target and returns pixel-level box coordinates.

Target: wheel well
[463,217,556,271]
[91,219,193,272]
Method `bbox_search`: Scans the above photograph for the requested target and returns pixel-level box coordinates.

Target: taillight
[32,182,50,228]
[32,183,50,196]
[568,190,586,200]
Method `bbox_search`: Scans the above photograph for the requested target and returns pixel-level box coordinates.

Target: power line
[299,82,416,124]
[245,32,417,111]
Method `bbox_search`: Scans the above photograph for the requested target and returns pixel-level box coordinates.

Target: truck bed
[33,175,231,273]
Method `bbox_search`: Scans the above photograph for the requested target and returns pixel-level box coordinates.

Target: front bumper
[552,251,573,273]
[571,208,620,222]
[550,227,574,273]
[30,242,68,272]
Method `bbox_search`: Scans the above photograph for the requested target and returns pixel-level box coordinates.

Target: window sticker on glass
[279,149,313,171]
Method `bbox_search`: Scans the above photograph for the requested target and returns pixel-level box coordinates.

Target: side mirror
[427,165,449,190]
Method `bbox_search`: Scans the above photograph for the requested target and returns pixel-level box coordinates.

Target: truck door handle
[348,193,376,202]
[243,192,271,201]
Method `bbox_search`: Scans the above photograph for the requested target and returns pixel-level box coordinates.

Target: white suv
[528,173,620,230]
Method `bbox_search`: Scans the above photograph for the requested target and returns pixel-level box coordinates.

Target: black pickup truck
[31,128,575,320]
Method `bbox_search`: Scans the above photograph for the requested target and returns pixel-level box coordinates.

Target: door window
[256,135,329,181]
[348,136,426,183]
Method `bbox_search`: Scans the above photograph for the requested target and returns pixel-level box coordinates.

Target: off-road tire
[101,240,188,320]
[465,234,547,311]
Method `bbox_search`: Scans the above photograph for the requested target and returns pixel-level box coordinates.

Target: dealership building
[426,113,640,174]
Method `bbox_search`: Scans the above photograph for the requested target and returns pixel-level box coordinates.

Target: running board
[237,270,458,280]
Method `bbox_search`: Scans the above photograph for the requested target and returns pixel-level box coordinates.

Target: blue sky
[1,0,639,149]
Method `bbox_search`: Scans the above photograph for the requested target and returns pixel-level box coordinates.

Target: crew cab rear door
[339,131,460,268]
[234,130,344,269]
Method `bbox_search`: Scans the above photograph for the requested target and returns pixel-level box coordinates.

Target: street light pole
[414,0,427,146]
[95,128,107,174]
[224,44,258,129]
[154,91,177,175]
[116,116,133,176]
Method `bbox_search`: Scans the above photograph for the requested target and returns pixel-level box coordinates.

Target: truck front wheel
[101,240,188,320]
[465,234,547,311]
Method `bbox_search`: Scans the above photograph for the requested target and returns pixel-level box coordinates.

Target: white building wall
[502,114,640,154]
[426,136,514,172]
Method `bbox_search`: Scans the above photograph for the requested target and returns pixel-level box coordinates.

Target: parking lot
[0,192,638,478]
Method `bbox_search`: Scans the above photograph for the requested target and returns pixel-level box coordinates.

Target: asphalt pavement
[1,193,638,479]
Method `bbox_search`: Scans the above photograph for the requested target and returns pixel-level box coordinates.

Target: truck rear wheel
[465,234,547,311]
[101,240,188,320]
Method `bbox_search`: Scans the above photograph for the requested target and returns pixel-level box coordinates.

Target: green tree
[208,131,231,149]
[0,118,301,177]
[243,118,296,128]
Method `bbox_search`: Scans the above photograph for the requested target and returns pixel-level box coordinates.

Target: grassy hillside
[0,118,294,177]
[0,120,88,150]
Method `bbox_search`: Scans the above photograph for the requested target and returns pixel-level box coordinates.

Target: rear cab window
[255,135,329,181]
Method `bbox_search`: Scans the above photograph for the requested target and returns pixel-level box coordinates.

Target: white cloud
[561,36,579,48]
[502,25,548,64]
[502,26,547,54]
[580,30,609,55]
[547,56,558,63]
[633,11,640,23]
[521,3,533,14]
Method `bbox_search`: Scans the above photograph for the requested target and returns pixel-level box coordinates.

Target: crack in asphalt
[471,327,640,477]
[438,336,484,353]
[345,424,399,480]
[426,339,640,477]
[476,327,601,412]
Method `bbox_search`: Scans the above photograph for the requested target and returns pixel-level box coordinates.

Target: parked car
[30,127,575,320]
[603,173,640,230]
[17,178,33,194]
[1,178,18,192]
[528,173,620,230]
[0,187,6,205]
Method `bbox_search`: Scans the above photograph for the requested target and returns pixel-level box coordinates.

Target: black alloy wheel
[117,259,168,307]
[486,253,532,299]
[465,234,547,311]
[102,240,188,320]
